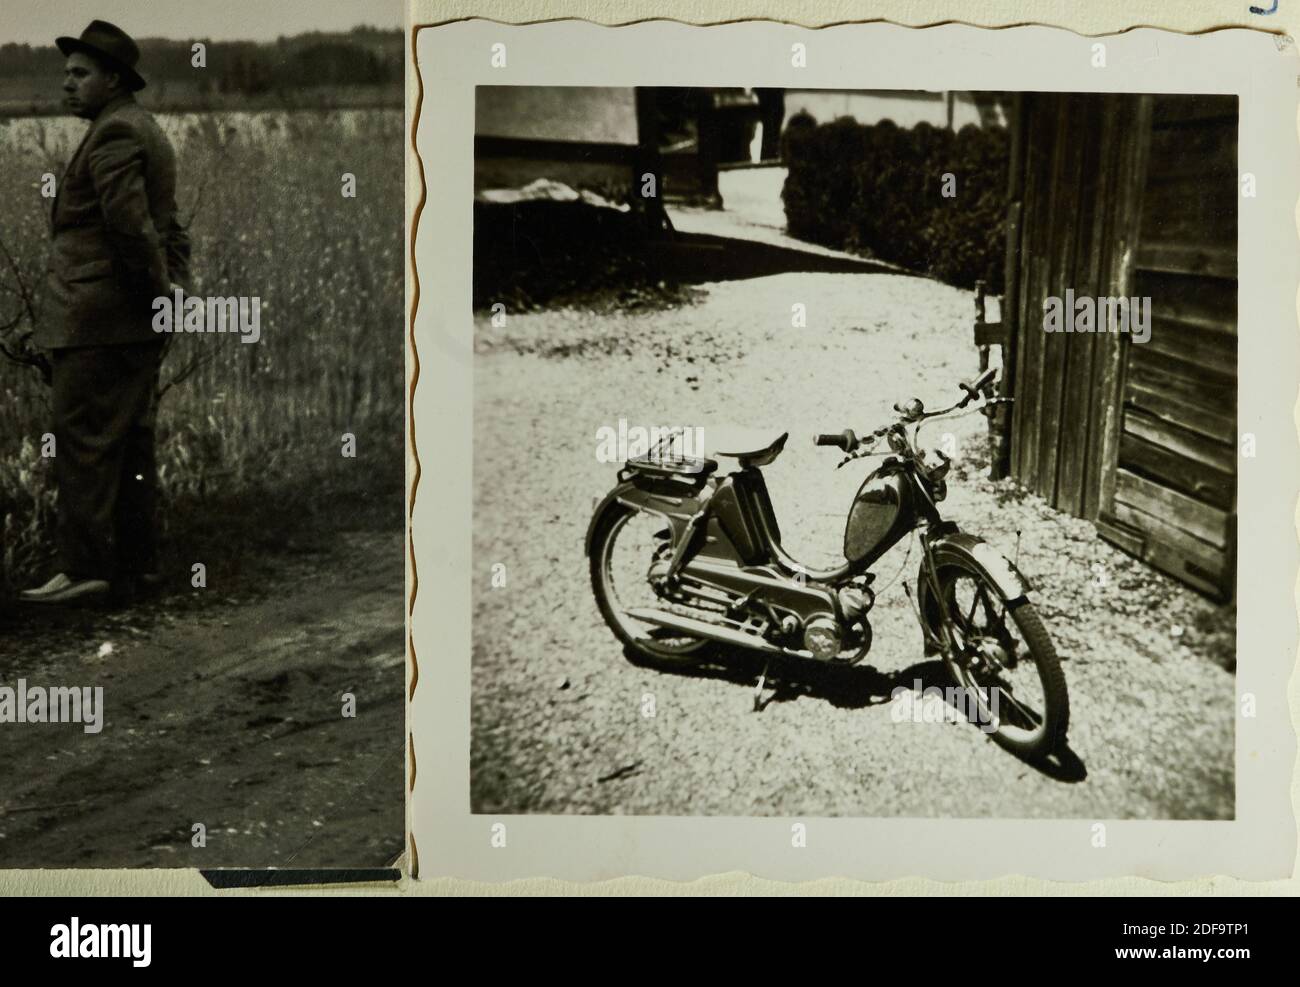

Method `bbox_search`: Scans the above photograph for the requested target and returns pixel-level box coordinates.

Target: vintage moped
[586,367,1069,759]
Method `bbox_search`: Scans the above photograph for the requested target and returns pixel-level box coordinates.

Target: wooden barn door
[1007,93,1151,520]
[1007,93,1238,600]
[1096,96,1238,600]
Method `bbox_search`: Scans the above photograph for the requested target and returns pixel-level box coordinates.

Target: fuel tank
[843,466,915,565]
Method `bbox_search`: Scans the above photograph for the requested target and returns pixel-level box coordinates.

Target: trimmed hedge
[473,200,693,313]
[780,111,1009,291]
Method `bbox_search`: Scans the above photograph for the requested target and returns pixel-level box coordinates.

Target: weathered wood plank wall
[1007,93,1237,600]
[1103,95,1238,598]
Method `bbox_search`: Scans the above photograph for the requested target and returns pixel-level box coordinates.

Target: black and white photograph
[0,0,1297,913]
[0,0,406,869]
[405,12,1300,888]
[465,80,1245,818]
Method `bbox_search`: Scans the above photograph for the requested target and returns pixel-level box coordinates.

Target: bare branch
[157,350,215,401]
[0,235,38,328]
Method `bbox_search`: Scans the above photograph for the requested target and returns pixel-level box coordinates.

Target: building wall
[782,89,997,130]
[472,86,641,197]
[1006,92,1238,600]
[1102,95,1238,599]
[475,85,638,144]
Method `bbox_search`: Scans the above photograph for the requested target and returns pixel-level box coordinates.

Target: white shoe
[20,572,111,605]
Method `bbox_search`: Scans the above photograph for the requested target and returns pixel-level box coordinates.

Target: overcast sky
[3,0,403,46]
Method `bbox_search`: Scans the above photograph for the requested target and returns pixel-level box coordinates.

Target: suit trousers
[51,341,165,582]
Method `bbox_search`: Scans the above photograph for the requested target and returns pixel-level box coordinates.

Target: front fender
[927,531,1031,601]
[915,531,1031,653]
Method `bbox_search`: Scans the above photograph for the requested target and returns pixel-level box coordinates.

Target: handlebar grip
[961,367,997,394]
[814,429,857,451]
[959,367,998,404]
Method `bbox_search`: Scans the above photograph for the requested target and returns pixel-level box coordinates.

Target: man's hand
[7,326,52,386]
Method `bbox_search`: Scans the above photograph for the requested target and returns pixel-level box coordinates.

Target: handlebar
[815,369,1006,461]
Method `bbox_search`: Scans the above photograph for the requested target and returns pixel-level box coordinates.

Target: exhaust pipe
[625,607,811,658]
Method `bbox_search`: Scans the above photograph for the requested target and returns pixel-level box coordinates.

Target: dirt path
[471,268,1234,820]
[0,530,405,869]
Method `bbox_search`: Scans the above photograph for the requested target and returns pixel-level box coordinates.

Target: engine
[802,614,841,659]
[797,584,876,661]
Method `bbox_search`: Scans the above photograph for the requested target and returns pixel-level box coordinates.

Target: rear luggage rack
[623,451,717,480]
[617,426,717,488]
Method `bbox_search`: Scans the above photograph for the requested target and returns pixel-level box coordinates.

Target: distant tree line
[0,27,401,94]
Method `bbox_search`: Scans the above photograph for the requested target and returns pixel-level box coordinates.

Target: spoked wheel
[927,561,1069,759]
[589,504,712,668]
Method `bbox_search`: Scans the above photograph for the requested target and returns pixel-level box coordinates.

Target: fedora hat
[56,20,147,92]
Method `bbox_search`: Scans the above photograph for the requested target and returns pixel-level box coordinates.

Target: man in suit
[21,21,192,605]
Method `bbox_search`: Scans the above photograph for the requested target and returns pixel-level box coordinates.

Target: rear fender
[584,480,705,556]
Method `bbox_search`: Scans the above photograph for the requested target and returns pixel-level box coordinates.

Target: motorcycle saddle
[706,427,789,468]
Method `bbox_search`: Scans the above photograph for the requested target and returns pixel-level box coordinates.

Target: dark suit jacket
[37,93,192,349]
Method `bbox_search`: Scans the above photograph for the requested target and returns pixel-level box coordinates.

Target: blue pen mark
[1249,0,1278,14]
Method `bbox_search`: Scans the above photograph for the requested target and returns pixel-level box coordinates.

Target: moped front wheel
[927,561,1069,759]
[589,503,712,668]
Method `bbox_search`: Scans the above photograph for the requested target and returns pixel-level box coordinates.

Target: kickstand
[752,657,772,713]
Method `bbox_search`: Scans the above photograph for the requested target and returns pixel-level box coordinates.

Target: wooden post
[1094,94,1153,521]
[634,87,670,238]
[973,277,1013,481]
[694,89,722,209]
[996,91,1027,483]
[973,278,996,477]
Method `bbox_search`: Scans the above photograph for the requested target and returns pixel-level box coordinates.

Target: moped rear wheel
[928,562,1069,759]
[589,504,712,667]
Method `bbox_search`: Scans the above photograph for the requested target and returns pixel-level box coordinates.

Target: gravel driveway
[470,266,1233,819]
